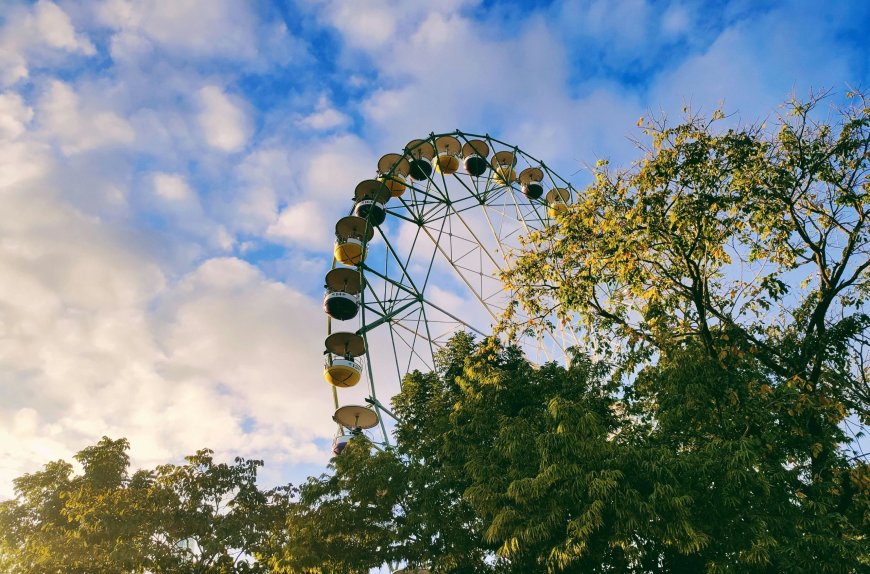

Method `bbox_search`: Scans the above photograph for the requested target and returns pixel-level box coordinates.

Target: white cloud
[0,92,34,140]
[96,0,308,70]
[0,180,333,493]
[152,257,334,447]
[648,8,853,122]
[37,80,135,154]
[0,1,95,86]
[267,200,331,249]
[303,134,376,202]
[34,1,96,54]
[97,0,258,60]
[318,0,472,50]
[661,3,692,36]
[0,138,51,190]
[559,0,652,54]
[298,96,351,131]
[197,85,251,153]
[153,172,194,202]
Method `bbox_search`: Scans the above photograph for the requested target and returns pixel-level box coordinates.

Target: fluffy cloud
[197,86,251,153]
[267,200,331,249]
[0,170,332,492]
[152,172,194,202]
[0,1,95,86]
[97,0,259,60]
[1,0,868,498]
[297,96,352,131]
[37,80,135,154]
[0,92,33,140]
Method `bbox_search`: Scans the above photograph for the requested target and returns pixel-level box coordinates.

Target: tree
[0,437,292,573]
[274,334,500,574]
[496,90,870,571]
[280,93,870,573]
[280,332,869,573]
[503,91,870,428]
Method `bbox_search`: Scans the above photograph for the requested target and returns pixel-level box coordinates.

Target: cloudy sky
[1,0,868,493]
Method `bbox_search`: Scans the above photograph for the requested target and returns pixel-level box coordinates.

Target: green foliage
[0,437,292,573]
[275,335,495,574]
[280,93,870,573]
[280,333,869,573]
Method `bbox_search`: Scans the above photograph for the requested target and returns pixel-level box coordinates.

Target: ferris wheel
[321,132,580,452]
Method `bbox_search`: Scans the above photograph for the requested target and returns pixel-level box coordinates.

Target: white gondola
[330,405,379,456]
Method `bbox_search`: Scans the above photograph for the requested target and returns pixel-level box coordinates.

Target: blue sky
[0,0,868,493]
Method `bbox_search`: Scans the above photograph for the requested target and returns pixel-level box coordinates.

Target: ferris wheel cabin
[323,331,366,388]
[519,166,545,199]
[352,179,391,227]
[323,267,363,321]
[492,150,518,185]
[331,405,379,455]
[377,153,411,197]
[334,215,373,266]
[462,139,490,176]
[546,187,571,218]
[434,135,462,175]
[406,139,435,180]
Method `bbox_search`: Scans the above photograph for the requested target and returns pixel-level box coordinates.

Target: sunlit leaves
[503,91,870,426]
[0,438,291,574]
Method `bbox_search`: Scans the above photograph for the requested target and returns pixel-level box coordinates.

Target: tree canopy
[277,93,870,573]
[0,437,292,573]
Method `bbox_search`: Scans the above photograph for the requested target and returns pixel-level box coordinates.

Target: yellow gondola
[434,135,461,175]
[491,150,517,185]
[546,187,571,218]
[334,216,373,266]
[377,153,411,197]
[323,332,366,387]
